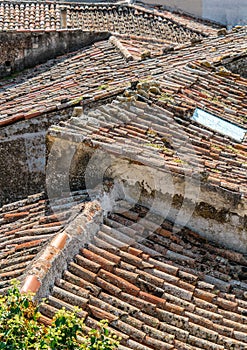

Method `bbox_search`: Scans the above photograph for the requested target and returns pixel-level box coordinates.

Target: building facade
[143,0,247,27]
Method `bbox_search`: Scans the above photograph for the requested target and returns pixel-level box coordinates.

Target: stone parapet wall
[0,30,109,78]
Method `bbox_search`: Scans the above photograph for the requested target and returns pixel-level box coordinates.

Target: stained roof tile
[1,24,247,128]
[0,190,89,292]
[35,202,247,349]
[50,92,247,198]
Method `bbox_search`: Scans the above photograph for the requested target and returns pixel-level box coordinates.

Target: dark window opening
[223,55,247,78]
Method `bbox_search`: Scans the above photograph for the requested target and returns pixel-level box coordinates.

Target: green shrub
[0,282,119,350]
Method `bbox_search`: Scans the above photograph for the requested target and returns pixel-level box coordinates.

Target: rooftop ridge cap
[109,35,134,62]
[20,200,103,300]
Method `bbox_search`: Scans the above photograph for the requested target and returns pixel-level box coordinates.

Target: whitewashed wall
[203,0,247,27]
[142,0,247,27]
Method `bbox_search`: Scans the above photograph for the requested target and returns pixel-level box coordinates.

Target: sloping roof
[62,3,215,40]
[0,40,127,126]
[39,203,247,350]
[49,79,247,197]
[0,26,246,128]
[155,61,247,128]
[0,1,217,40]
[112,34,167,60]
[0,190,88,293]
[152,7,222,36]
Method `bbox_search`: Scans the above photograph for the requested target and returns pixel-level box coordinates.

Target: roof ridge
[20,200,102,299]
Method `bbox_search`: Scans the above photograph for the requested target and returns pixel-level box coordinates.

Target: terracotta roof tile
[98,269,140,296]
[51,92,247,199]
[86,243,121,264]
[55,278,90,300]
[88,304,118,323]
[0,191,89,292]
[69,261,97,284]
[38,203,247,348]
[0,1,212,44]
[96,276,121,296]
[63,270,101,297]
[1,25,247,128]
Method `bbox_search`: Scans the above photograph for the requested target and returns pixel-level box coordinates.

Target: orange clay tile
[21,275,41,294]
[50,232,68,250]
[81,248,116,272]
[38,204,247,349]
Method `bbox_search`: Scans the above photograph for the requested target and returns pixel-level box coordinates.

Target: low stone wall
[0,30,109,78]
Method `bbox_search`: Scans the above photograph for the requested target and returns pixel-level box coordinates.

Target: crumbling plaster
[107,158,247,253]
[45,136,247,253]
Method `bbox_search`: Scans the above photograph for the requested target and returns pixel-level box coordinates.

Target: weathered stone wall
[45,137,247,253]
[0,30,109,78]
[106,158,247,253]
[0,107,74,205]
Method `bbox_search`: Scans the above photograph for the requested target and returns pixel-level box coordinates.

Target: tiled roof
[113,34,167,61]
[0,40,128,126]
[0,1,217,41]
[40,203,247,350]
[0,1,61,31]
[151,7,222,36]
[62,4,213,41]
[157,61,247,129]
[49,86,247,197]
[0,190,89,293]
[0,26,246,128]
